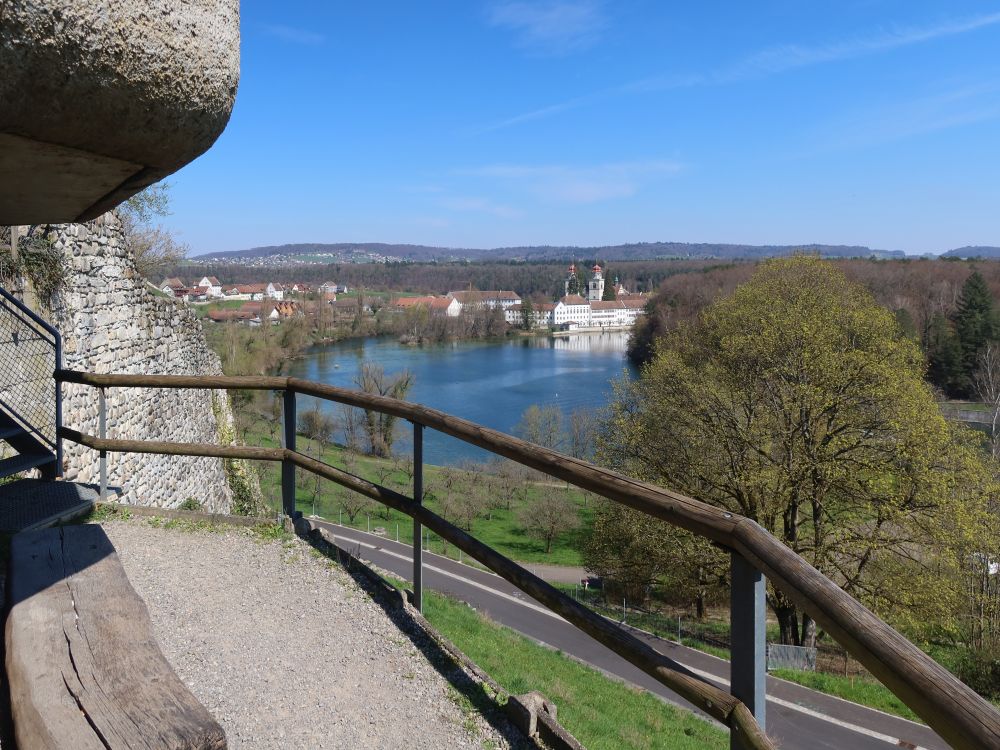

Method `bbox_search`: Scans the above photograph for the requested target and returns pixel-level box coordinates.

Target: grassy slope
[411,584,727,750]
[245,422,594,566]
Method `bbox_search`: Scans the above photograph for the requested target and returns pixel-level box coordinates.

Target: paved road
[315,521,948,750]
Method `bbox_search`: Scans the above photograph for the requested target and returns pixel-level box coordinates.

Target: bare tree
[119,183,188,279]
[515,404,563,451]
[517,492,581,554]
[568,407,599,460]
[340,404,363,452]
[974,341,1000,459]
[354,362,414,457]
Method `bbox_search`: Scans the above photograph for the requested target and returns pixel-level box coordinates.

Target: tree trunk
[775,605,800,646]
[800,613,816,649]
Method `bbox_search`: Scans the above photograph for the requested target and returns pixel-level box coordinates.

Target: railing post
[281,389,297,518]
[98,387,107,501]
[53,337,62,478]
[730,551,766,749]
[412,421,423,613]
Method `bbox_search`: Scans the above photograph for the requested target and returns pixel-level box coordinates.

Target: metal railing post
[730,551,766,750]
[412,422,423,612]
[53,337,63,477]
[98,388,107,501]
[281,389,297,518]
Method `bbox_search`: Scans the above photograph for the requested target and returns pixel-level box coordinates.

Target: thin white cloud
[440,196,522,218]
[465,160,681,204]
[261,24,326,46]
[488,1,606,56]
[812,80,1000,151]
[486,10,1000,128]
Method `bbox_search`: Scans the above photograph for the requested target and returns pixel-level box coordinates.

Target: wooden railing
[55,369,1000,750]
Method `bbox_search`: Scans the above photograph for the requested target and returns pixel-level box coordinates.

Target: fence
[0,286,61,467]
[54,369,1000,750]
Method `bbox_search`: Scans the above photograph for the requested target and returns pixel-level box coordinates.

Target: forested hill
[195,241,905,262]
[939,246,1000,259]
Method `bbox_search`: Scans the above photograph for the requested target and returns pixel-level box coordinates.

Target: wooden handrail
[55,369,1000,749]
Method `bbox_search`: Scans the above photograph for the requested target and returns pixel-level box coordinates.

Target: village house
[160,277,186,295]
[266,282,284,301]
[197,276,223,297]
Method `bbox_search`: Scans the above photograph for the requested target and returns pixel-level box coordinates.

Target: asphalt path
[315,520,949,750]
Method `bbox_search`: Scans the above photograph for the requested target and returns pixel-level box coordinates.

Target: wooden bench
[4,524,226,749]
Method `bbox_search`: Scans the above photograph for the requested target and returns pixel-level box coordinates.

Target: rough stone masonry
[19,212,261,512]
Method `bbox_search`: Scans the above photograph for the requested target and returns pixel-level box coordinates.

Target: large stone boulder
[0,1,239,224]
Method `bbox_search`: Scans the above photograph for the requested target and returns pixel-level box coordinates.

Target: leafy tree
[598,256,994,646]
[520,298,534,330]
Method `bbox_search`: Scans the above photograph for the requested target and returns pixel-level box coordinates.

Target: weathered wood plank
[5,524,226,749]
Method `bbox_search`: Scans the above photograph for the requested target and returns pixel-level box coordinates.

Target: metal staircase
[0,285,61,481]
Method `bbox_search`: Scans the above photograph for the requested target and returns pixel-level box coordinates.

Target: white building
[504,303,555,328]
[448,289,521,310]
[266,282,284,301]
[553,295,591,326]
[198,276,223,297]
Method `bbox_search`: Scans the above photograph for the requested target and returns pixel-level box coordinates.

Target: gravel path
[102,520,523,750]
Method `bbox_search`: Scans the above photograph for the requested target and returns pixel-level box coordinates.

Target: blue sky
[164,1,1000,255]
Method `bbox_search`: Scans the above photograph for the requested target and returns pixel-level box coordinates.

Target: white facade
[266,282,284,301]
[198,276,223,298]
[504,304,554,328]
[587,265,605,302]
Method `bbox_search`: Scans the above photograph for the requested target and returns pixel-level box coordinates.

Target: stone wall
[14,213,260,512]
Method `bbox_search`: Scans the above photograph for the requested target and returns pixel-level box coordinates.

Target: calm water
[285,332,637,465]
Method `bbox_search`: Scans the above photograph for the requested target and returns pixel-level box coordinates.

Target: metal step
[0,424,26,441]
[0,451,56,480]
[0,479,100,533]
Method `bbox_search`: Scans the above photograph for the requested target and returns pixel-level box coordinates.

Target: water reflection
[285,332,637,466]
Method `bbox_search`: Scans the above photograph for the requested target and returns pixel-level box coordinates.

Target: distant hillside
[940,246,1000,259]
[195,241,905,263]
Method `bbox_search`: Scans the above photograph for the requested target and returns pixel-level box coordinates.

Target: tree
[515,404,563,450]
[602,270,617,301]
[584,501,724,610]
[927,312,964,396]
[338,453,373,523]
[954,271,996,393]
[520,298,534,330]
[568,408,598,460]
[354,362,414,457]
[517,492,581,554]
[599,256,994,646]
[567,273,581,296]
[119,183,188,279]
[974,342,1000,459]
[298,404,335,457]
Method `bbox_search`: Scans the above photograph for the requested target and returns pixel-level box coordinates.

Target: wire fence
[567,585,867,676]
[0,292,58,447]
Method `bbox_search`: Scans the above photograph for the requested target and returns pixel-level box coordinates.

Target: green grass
[398,582,727,750]
[770,669,921,722]
[244,422,594,566]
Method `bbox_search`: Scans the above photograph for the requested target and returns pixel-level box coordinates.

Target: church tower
[587,263,605,302]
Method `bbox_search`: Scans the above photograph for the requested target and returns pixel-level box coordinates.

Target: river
[284,331,637,465]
